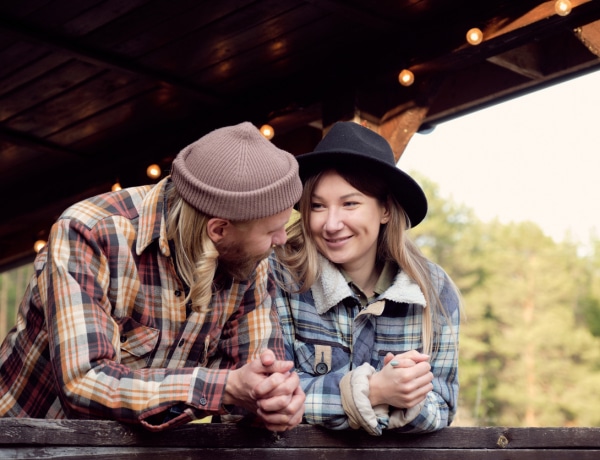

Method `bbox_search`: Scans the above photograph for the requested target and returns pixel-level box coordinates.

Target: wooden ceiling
[1,0,600,271]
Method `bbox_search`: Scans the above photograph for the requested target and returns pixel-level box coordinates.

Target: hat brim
[296,149,427,227]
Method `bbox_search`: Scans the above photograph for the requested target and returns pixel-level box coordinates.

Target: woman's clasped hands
[368,350,433,410]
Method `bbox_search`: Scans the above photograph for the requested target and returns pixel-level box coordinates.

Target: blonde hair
[276,168,459,356]
[166,185,218,312]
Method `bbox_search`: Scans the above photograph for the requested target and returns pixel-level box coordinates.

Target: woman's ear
[206,217,230,244]
[380,200,391,224]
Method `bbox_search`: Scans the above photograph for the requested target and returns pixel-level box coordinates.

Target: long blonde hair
[276,167,458,356]
[166,185,218,312]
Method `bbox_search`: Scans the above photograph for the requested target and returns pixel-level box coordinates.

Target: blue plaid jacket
[270,254,460,433]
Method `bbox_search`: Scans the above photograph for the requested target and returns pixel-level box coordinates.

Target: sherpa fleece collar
[311,254,427,315]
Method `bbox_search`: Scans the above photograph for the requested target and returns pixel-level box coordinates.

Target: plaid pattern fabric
[271,256,459,433]
[0,178,283,430]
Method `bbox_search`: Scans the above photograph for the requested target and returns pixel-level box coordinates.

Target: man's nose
[272,227,288,246]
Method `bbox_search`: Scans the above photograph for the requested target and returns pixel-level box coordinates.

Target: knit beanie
[171,122,302,220]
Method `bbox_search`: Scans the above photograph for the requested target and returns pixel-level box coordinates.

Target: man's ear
[206,217,231,244]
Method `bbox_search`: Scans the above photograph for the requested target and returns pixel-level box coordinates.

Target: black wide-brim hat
[296,121,428,227]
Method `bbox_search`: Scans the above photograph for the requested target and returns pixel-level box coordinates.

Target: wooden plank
[2,420,600,451]
[14,0,107,31]
[81,0,208,50]
[137,0,307,75]
[5,71,156,137]
[59,0,152,37]
[107,0,259,58]
[0,0,52,18]
[0,42,55,81]
[1,447,600,460]
[0,59,102,122]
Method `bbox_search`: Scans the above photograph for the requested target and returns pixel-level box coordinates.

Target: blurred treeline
[1,174,599,427]
[411,175,600,427]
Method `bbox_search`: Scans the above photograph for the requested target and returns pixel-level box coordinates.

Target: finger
[383,352,395,366]
[253,371,290,399]
[258,383,305,415]
[256,372,300,404]
[392,350,430,363]
[261,359,294,375]
[257,393,294,413]
[258,389,305,430]
[259,349,276,367]
[388,358,417,369]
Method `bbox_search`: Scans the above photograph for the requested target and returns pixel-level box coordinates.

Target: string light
[111,182,122,191]
[466,28,483,45]
[555,0,572,16]
[33,239,47,253]
[260,124,275,140]
[398,69,414,87]
[146,164,161,179]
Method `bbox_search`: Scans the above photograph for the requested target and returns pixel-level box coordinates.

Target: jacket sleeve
[43,217,272,431]
[392,266,460,433]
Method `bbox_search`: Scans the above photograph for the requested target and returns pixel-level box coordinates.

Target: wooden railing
[1,419,599,459]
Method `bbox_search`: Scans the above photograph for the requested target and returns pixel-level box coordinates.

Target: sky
[400,68,600,247]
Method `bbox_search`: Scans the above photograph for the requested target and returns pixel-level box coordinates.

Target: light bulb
[260,124,274,140]
[111,182,122,191]
[555,0,572,16]
[466,28,483,45]
[33,239,47,253]
[398,69,414,87]
[146,164,161,179]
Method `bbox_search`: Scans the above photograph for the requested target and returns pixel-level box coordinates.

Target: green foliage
[410,174,600,427]
[0,264,34,339]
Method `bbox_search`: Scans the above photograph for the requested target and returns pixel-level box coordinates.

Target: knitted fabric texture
[171,122,302,220]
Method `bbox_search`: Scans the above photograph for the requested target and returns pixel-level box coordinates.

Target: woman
[272,121,461,435]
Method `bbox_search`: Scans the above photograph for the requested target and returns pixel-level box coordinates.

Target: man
[0,122,305,431]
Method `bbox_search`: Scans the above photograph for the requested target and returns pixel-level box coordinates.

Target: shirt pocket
[294,337,350,376]
[116,317,160,370]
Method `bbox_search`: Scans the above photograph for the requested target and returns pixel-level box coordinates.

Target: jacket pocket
[116,317,160,369]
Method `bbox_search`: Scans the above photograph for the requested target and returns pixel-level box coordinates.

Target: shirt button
[174,289,182,297]
[199,397,207,406]
[178,339,185,347]
[315,362,329,375]
[120,335,127,343]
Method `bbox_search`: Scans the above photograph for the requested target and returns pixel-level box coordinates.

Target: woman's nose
[324,209,343,232]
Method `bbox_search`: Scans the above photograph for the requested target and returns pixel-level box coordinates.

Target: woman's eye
[311,202,324,210]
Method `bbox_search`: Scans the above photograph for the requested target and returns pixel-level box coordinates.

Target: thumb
[260,349,276,367]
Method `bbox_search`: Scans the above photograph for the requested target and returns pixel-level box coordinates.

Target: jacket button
[315,362,329,375]
[120,335,127,343]
[174,289,182,297]
[199,397,207,406]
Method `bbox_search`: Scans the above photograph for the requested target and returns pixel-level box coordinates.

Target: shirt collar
[311,254,427,315]
[136,177,171,257]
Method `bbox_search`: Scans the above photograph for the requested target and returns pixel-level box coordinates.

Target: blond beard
[216,240,272,281]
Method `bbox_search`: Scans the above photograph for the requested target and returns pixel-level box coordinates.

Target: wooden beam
[410,0,600,75]
[576,20,600,56]
[378,105,430,162]
[0,15,222,105]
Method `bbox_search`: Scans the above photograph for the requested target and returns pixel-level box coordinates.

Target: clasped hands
[368,350,433,410]
[224,349,305,432]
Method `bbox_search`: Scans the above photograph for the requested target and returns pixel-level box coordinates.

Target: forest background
[1,71,600,428]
